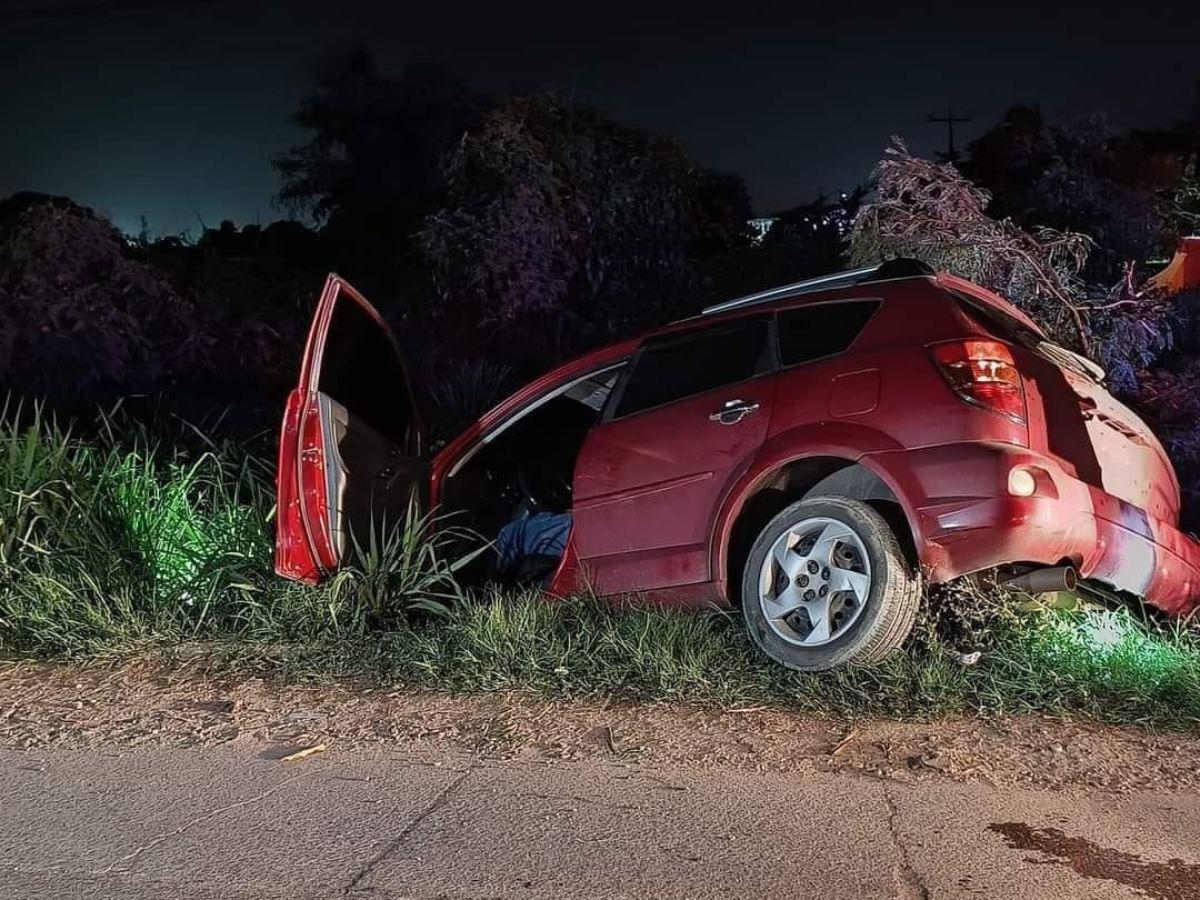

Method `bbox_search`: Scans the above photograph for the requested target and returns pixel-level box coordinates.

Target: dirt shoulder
[3,658,1199,796]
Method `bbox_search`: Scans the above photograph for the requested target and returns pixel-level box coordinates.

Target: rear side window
[777,300,880,366]
[613,318,773,419]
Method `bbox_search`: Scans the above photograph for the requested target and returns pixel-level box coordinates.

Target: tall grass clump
[0,400,476,655]
[978,607,1200,723]
[0,400,273,653]
[238,503,484,645]
[361,592,1200,725]
[424,358,512,444]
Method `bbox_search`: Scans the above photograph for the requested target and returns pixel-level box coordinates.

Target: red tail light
[274,389,341,582]
[930,339,1027,424]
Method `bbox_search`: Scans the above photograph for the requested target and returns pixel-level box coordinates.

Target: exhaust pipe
[1001,566,1078,594]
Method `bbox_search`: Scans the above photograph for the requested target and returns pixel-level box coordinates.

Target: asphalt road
[2,745,1199,899]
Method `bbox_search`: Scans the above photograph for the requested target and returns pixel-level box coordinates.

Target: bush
[0,195,206,406]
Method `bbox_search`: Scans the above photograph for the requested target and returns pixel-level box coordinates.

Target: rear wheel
[740,497,920,671]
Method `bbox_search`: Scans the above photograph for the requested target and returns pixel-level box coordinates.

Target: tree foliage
[711,190,863,299]
[850,139,1093,348]
[1175,157,1200,231]
[962,105,1188,280]
[416,95,750,363]
[274,48,480,228]
[0,194,204,403]
[273,48,483,292]
[0,194,324,416]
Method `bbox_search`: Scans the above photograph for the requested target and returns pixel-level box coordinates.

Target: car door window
[318,295,413,445]
[611,318,773,420]
[777,300,880,367]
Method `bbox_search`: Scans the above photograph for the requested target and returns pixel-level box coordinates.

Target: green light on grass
[1068,608,1185,685]
[1082,609,1127,650]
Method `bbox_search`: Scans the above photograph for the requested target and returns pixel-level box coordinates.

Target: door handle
[709,399,760,425]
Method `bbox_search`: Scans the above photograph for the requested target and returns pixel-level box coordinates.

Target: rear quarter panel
[707,280,1025,592]
[758,280,1029,454]
[1021,355,1181,524]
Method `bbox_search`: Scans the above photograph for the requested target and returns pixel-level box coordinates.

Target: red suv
[275,260,1200,671]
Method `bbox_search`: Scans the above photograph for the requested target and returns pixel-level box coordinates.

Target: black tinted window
[777,300,879,366]
[614,318,772,419]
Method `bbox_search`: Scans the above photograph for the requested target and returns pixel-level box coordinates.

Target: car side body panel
[861,441,1200,614]
[706,423,913,596]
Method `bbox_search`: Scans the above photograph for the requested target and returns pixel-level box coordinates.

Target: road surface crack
[99,771,310,875]
[882,782,930,900]
[515,791,646,812]
[343,764,475,894]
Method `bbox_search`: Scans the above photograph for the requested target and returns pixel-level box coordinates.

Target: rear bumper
[865,442,1200,616]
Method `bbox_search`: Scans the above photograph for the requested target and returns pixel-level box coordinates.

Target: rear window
[777,300,880,366]
[613,318,773,419]
[952,293,1037,347]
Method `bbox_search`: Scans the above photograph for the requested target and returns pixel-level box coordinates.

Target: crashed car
[275,260,1200,671]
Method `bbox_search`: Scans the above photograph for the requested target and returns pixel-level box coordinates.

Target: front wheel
[740,497,920,671]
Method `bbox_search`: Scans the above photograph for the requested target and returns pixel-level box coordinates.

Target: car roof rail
[701,258,935,316]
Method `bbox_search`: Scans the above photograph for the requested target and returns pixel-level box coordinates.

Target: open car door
[275,274,425,583]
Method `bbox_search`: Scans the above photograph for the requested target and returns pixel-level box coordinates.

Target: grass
[2,398,1200,729]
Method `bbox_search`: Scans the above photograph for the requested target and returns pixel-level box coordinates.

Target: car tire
[740,496,920,671]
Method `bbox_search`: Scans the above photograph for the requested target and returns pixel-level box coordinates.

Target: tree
[0,193,206,404]
[273,48,483,292]
[850,139,1093,349]
[963,106,1183,281]
[960,104,1055,218]
[705,189,865,300]
[1173,157,1200,232]
[416,95,750,365]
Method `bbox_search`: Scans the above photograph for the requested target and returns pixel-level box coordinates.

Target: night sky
[2,0,1198,236]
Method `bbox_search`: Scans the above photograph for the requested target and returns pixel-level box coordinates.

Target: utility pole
[928,108,973,163]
